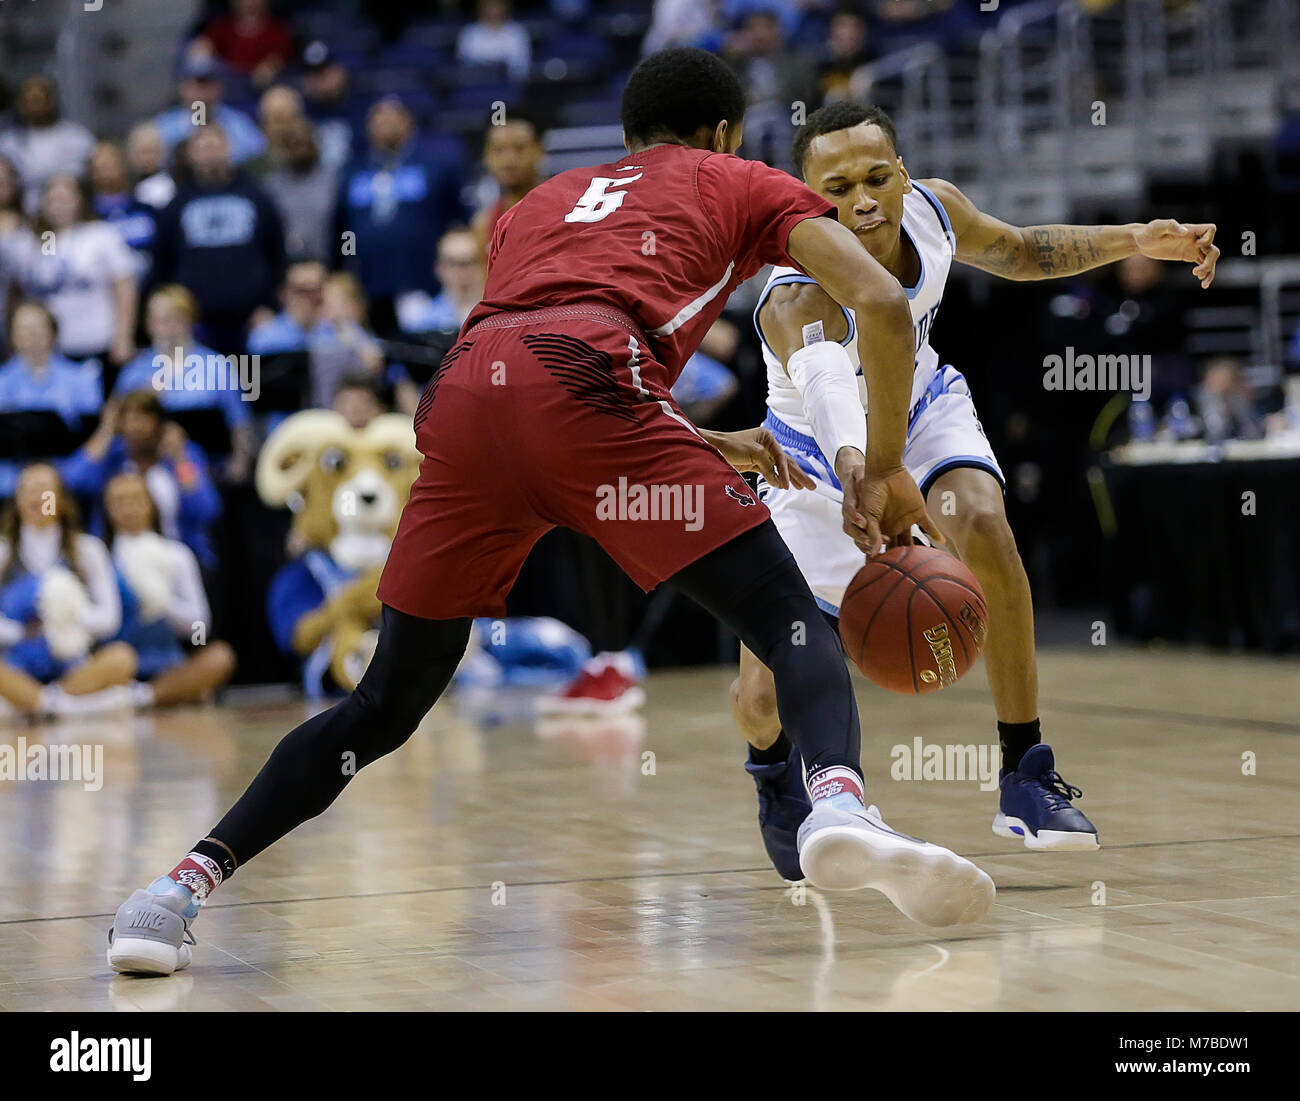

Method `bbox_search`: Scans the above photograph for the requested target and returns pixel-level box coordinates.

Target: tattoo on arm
[975,232,1026,275]
[1028,226,1106,276]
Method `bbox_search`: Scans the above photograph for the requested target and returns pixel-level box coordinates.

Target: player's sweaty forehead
[804,122,900,188]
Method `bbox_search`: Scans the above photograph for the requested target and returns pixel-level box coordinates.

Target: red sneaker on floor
[536,654,646,715]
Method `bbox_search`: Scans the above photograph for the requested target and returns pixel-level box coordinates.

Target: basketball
[838,546,988,695]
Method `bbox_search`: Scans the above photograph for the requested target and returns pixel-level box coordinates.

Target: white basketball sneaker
[797,801,996,926]
[107,878,198,976]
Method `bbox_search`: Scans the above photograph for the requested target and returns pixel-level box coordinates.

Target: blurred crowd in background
[0,0,1295,692]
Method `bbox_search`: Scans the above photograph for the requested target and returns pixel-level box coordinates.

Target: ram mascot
[258,411,420,697]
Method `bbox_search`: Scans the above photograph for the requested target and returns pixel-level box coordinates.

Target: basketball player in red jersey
[108,48,997,976]
[471,110,545,256]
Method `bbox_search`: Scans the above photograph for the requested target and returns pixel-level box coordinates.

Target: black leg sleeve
[667,520,861,777]
[209,606,471,867]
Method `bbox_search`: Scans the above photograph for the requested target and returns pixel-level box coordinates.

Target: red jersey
[465,144,835,384]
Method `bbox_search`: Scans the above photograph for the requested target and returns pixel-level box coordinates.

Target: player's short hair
[792,102,900,177]
[620,48,746,147]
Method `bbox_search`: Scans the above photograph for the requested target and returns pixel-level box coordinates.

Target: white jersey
[755,180,955,436]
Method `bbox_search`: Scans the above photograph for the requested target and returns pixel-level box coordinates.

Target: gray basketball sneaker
[797,801,996,926]
[107,878,197,976]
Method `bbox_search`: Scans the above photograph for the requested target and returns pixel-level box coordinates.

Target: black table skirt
[1100,456,1300,652]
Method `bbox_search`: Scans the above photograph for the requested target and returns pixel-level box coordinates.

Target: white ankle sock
[808,765,866,813]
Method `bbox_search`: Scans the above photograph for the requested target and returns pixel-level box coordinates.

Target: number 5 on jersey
[564,173,643,223]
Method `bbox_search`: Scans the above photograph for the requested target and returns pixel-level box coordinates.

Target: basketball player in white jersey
[735,103,1219,878]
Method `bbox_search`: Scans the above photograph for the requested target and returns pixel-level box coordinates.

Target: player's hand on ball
[838,451,944,557]
[1134,220,1219,288]
[706,427,815,490]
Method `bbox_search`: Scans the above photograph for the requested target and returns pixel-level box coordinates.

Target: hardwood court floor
[1,647,1297,1012]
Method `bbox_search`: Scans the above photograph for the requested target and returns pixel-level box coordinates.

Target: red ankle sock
[167,852,222,901]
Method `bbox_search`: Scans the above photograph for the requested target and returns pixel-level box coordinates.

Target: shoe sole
[535,687,646,716]
[107,937,188,976]
[993,814,1100,851]
[799,824,996,926]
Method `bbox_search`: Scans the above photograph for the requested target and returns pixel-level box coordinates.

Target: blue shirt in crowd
[94,192,159,278]
[333,136,468,301]
[153,104,266,165]
[114,344,253,436]
[60,437,222,569]
[246,312,332,354]
[0,354,104,497]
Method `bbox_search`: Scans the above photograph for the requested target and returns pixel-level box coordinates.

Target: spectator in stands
[90,141,158,283]
[867,0,979,55]
[126,122,177,210]
[818,7,873,103]
[315,273,416,413]
[0,153,23,227]
[250,84,306,175]
[1097,254,1198,405]
[150,124,285,355]
[260,116,338,264]
[102,471,236,708]
[331,374,387,430]
[1197,357,1265,442]
[397,228,486,336]
[7,175,137,372]
[112,284,254,474]
[247,259,328,356]
[299,41,354,170]
[643,0,722,55]
[457,0,533,83]
[0,462,134,718]
[0,154,23,347]
[671,319,741,425]
[193,0,293,90]
[332,95,467,336]
[725,8,817,171]
[0,301,100,417]
[154,55,267,167]
[0,303,102,499]
[0,76,95,211]
[471,112,544,254]
[62,389,222,569]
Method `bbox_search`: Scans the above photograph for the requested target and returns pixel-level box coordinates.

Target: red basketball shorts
[376,305,770,620]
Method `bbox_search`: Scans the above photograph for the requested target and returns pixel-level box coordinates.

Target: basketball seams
[848,570,914,669]
[916,583,969,667]
[840,547,988,694]
[904,580,922,693]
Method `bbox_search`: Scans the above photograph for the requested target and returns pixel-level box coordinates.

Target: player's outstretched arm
[784,216,943,554]
[924,178,1220,289]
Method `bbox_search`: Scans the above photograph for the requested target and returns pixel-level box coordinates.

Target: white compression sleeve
[785,341,867,464]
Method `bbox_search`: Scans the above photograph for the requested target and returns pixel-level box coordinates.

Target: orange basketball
[838,545,988,695]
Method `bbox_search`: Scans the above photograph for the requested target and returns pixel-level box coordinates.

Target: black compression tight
[208,607,472,866]
[666,520,861,777]
[206,520,860,873]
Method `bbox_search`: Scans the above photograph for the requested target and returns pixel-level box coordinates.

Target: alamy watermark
[1043,348,1151,401]
[0,738,103,792]
[151,348,260,402]
[595,477,703,531]
[891,736,1000,791]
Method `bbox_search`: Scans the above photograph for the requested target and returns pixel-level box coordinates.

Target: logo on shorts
[724,485,756,507]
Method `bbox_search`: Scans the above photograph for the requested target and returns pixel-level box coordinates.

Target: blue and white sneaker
[107,877,199,976]
[745,743,810,881]
[993,743,1099,851]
